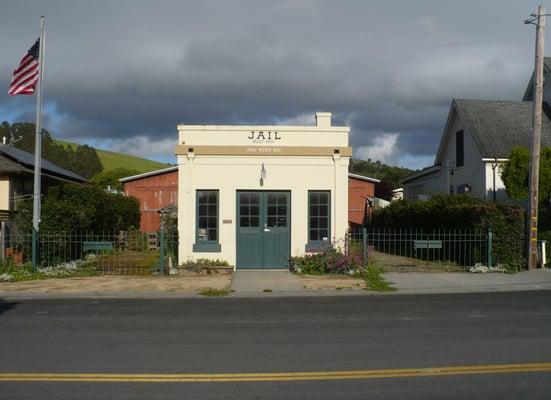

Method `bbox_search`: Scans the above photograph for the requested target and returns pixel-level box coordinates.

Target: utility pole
[526,6,546,270]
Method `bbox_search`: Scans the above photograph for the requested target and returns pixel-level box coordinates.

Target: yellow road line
[0,362,550,383]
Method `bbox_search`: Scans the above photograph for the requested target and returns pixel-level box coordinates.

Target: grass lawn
[96,250,160,275]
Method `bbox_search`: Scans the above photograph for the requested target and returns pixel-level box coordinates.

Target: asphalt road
[1,291,551,399]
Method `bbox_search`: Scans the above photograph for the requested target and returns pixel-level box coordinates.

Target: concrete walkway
[230,270,305,294]
[383,269,551,294]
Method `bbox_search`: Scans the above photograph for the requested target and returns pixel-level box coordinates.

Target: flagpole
[31,16,45,271]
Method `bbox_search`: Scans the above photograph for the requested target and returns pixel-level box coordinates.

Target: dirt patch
[0,272,231,294]
[299,275,365,290]
[371,251,466,273]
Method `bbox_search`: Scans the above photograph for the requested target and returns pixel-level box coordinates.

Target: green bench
[83,241,113,253]
[413,240,443,266]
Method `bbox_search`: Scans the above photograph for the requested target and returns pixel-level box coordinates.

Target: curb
[2,285,551,301]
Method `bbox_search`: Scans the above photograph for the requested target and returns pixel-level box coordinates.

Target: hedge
[372,195,525,271]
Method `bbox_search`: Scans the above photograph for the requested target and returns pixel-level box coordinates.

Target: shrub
[0,258,99,282]
[372,194,525,272]
[14,183,140,233]
[90,168,140,191]
[180,258,231,273]
[289,245,366,275]
[289,247,395,291]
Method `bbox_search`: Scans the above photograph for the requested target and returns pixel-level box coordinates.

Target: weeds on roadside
[360,264,396,292]
[198,288,231,297]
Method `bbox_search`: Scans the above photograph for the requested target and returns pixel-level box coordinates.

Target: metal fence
[348,227,492,268]
[2,230,178,275]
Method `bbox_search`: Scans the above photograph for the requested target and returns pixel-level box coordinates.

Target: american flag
[8,39,40,96]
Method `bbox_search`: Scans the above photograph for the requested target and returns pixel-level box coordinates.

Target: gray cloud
[0,0,544,167]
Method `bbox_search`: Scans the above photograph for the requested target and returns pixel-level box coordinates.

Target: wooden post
[528,5,545,270]
[0,221,5,262]
[362,227,368,263]
[487,226,493,268]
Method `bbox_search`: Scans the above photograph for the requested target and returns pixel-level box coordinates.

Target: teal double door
[236,191,290,269]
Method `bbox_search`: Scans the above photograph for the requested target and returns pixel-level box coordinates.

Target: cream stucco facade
[176,112,351,268]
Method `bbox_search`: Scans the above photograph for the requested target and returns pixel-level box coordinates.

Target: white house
[403,58,551,201]
[403,99,551,201]
[175,112,351,269]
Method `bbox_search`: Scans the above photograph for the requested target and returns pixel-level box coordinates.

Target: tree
[348,158,413,200]
[501,146,551,202]
[14,183,140,232]
[91,168,140,191]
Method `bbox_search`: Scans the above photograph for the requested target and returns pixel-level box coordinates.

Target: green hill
[95,148,170,173]
[57,140,170,173]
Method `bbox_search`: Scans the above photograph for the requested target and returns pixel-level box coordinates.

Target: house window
[457,183,470,194]
[308,191,330,245]
[456,130,464,168]
[193,190,221,252]
[409,184,423,197]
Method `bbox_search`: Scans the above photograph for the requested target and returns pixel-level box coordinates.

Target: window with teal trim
[308,191,330,244]
[194,190,220,252]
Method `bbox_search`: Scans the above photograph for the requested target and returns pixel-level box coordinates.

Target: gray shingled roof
[0,145,85,182]
[452,99,551,159]
[401,165,441,184]
[522,57,551,101]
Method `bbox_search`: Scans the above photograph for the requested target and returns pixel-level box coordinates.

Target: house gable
[523,57,551,102]
[435,102,486,198]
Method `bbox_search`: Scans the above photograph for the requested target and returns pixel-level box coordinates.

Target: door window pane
[240,193,260,227]
[266,193,287,228]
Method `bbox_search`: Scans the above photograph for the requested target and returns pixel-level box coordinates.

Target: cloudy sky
[0,0,548,169]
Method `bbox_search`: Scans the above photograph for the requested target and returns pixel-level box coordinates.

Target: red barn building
[120,166,178,232]
[348,173,380,228]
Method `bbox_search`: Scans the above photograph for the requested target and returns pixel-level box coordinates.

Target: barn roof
[119,165,177,183]
[348,172,380,184]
